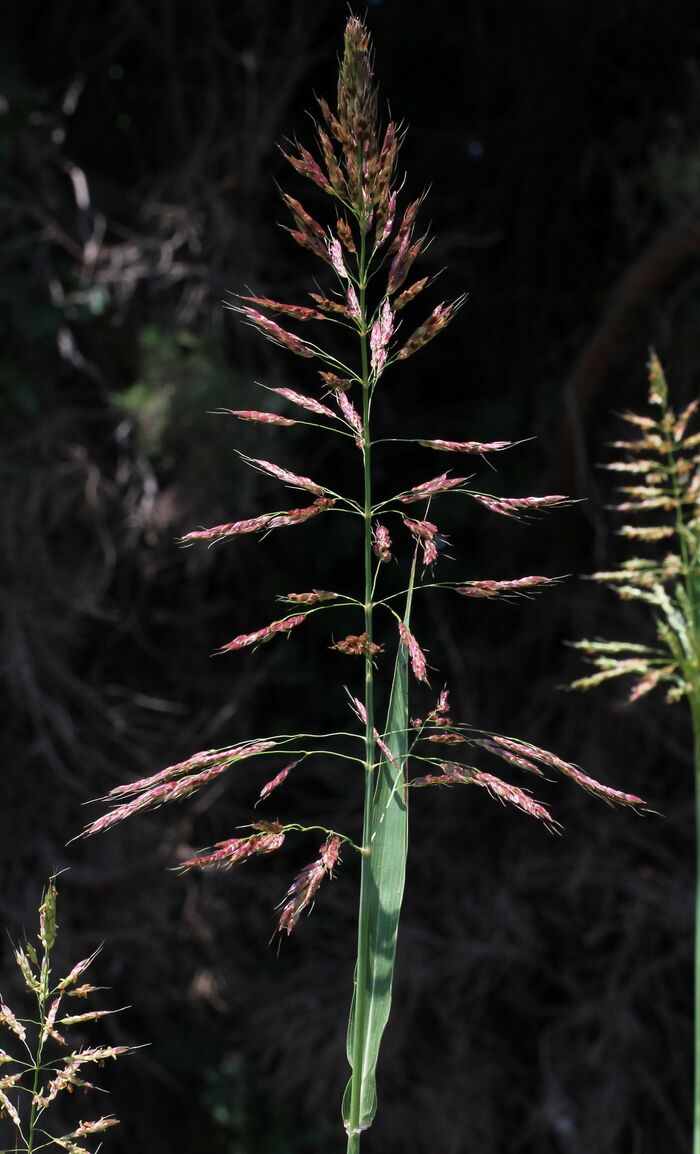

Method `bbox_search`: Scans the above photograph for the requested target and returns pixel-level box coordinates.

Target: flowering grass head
[570,353,700,705]
[0,881,133,1154]
[569,352,700,1149]
[82,16,644,1151]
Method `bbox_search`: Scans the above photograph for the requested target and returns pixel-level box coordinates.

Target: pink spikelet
[230,305,316,358]
[413,762,555,827]
[347,284,362,322]
[386,231,414,295]
[68,1119,119,1139]
[41,998,65,1045]
[470,493,571,519]
[0,1003,26,1042]
[389,198,421,254]
[422,538,438,567]
[418,438,518,454]
[266,497,336,529]
[182,826,285,869]
[370,299,394,377]
[398,473,467,502]
[372,523,392,562]
[239,295,326,322]
[309,293,354,320]
[328,234,349,279]
[335,390,364,441]
[230,410,296,426]
[347,693,399,768]
[395,297,466,361]
[281,193,330,263]
[257,761,300,803]
[401,515,441,567]
[401,515,438,541]
[243,456,328,496]
[628,666,675,702]
[437,689,450,713]
[282,589,340,604]
[376,190,396,245]
[181,499,334,543]
[373,730,399,769]
[485,736,644,807]
[398,620,430,685]
[473,737,544,776]
[347,693,367,724]
[394,276,429,311]
[337,215,357,254]
[219,614,306,654]
[277,836,342,934]
[469,769,558,829]
[181,514,275,543]
[457,576,561,598]
[283,143,334,194]
[319,370,353,391]
[412,761,473,787]
[83,761,244,836]
[267,386,337,420]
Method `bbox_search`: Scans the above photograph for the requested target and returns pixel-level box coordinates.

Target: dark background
[2,1,700,1151]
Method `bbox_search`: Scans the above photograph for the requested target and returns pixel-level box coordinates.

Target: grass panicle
[571,352,700,1149]
[0,881,133,1154]
[82,15,644,1150]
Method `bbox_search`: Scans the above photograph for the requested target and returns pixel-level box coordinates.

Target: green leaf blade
[343,620,410,1136]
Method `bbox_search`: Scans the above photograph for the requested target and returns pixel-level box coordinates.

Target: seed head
[395,297,466,360]
[331,633,382,657]
[230,410,296,426]
[230,304,316,358]
[267,386,337,420]
[398,473,467,502]
[470,493,571,519]
[335,389,364,441]
[242,455,328,496]
[182,828,285,870]
[337,17,378,153]
[419,438,517,454]
[277,836,342,934]
[372,523,392,562]
[398,621,430,685]
[370,300,394,377]
[239,295,325,322]
[220,614,307,654]
[457,576,560,598]
[258,761,299,803]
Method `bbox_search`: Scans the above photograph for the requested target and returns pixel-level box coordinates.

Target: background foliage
[3,1,700,1151]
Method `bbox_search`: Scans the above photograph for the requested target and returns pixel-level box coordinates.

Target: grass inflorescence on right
[571,352,700,1150]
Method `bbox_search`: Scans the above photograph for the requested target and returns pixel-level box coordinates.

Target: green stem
[346,225,374,1154]
[27,994,47,1153]
[347,1134,361,1154]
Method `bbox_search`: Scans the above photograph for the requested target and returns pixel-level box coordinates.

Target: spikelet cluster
[0,883,133,1153]
[83,14,643,952]
[571,354,700,706]
[409,690,642,829]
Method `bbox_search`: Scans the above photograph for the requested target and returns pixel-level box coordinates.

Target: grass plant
[0,881,132,1154]
[83,16,644,1149]
[571,352,700,1150]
